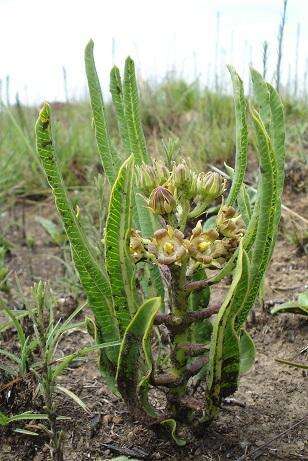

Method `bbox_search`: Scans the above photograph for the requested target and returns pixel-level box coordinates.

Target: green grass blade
[0,303,26,347]
[35,103,120,370]
[110,66,131,154]
[85,39,119,184]
[226,66,248,206]
[116,297,160,419]
[123,57,149,164]
[105,155,138,332]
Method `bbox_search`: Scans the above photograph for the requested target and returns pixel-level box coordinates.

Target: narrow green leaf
[206,244,250,412]
[56,384,89,413]
[250,67,271,130]
[84,39,119,184]
[237,184,252,226]
[13,428,39,436]
[35,103,120,373]
[267,83,285,263]
[1,304,26,348]
[0,348,21,365]
[235,107,278,329]
[116,297,160,418]
[8,412,49,423]
[160,419,186,446]
[239,329,256,374]
[110,66,131,154]
[0,310,29,334]
[226,66,248,206]
[105,155,138,332]
[123,57,149,164]
[51,341,120,381]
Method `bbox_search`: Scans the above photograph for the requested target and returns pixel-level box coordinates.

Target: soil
[0,187,307,461]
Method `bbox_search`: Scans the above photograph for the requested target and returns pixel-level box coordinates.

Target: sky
[0,0,307,104]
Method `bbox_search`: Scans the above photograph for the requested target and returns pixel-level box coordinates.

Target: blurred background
[0,0,307,103]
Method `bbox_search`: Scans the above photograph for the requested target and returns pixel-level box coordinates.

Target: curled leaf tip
[39,102,50,125]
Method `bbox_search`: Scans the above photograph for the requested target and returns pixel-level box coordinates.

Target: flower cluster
[136,160,227,220]
[131,160,244,272]
[130,207,245,270]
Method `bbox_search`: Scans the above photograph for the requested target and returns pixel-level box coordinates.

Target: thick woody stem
[151,356,208,388]
[154,304,220,332]
[184,276,218,292]
[176,343,209,357]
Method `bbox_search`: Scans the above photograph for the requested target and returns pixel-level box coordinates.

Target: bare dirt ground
[0,187,307,461]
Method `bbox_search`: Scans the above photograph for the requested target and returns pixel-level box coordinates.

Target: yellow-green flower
[148,226,188,264]
[130,229,145,262]
[216,205,245,239]
[188,220,219,265]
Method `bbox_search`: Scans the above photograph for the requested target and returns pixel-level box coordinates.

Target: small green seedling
[35,42,285,443]
[0,282,119,459]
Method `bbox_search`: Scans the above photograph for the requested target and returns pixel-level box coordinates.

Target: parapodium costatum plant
[35,40,285,444]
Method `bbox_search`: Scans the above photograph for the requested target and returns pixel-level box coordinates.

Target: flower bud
[196,172,226,201]
[154,160,170,185]
[136,164,157,195]
[136,161,170,196]
[172,161,198,200]
[149,186,176,215]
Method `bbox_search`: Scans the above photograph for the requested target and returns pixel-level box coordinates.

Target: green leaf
[123,57,149,165]
[1,304,26,348]
[51,341,120,381]
[226,66,248,206]
[56,384,89,413]
[0,309,29,334]
[266,83,285,263]
[250,68,285,267]
[237,183,252,226]
[35,216,66,245]
[116,297,160,418]
[271,290,308,316]
[160,419,186,446]
[105,155,138,332]
[35,103,120,376]
[7,412,49,423]
[13,428,39,436]
[235,107,279,329]
[207,244,250,413]
[0,348,21,365]
[239,329,256,374]
[110,66,130,154]
[250,67,271,131]
[84,39,119,184]
[117,57,164,303]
